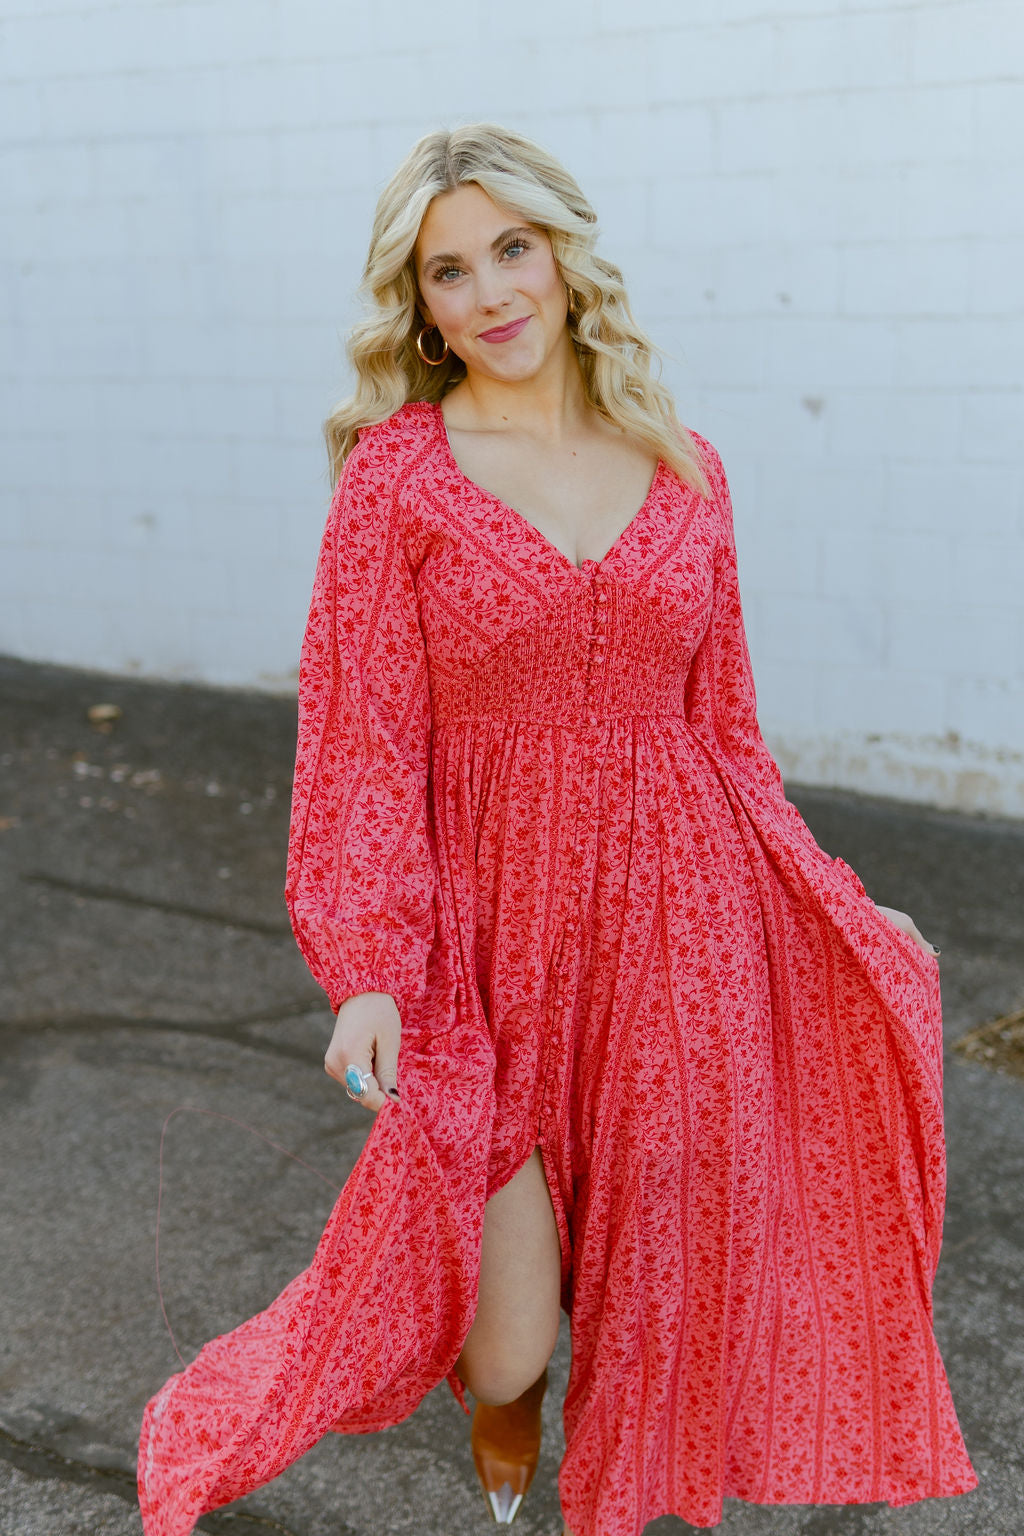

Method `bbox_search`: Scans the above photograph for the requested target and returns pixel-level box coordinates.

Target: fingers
[373,1033,401,1105]
[909,920,940,957]
[897,911,941,957]
[874,904,940,958]
[324,995,402,1115]
[326,1038,388,1113]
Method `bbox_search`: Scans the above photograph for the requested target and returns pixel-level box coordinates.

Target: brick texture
[1,0,1021,812]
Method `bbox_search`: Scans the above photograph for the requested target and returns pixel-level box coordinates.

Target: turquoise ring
[344,1063,372,1099]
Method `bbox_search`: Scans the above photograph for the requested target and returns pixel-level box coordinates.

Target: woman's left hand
[874,904,940,957]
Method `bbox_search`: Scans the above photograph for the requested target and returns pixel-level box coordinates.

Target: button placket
[553,572,605,1025]
[562,743,592,996]
[585,572,607,727]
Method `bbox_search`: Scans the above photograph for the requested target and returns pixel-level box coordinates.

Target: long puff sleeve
[684,434,840,871]
[138,433,495,1533]
[285,428,437,1021]
[685,433,949,1290]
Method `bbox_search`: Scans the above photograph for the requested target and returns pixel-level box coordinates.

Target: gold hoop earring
[566,288,578,319]
[416,324,449,366]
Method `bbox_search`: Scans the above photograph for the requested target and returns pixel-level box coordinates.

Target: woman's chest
[401,463,719,691]
[440,439,662,573]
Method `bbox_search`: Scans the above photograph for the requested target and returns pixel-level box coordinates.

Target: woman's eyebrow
[423,226,534,270]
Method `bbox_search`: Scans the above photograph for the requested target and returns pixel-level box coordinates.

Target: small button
[596,592,608,605]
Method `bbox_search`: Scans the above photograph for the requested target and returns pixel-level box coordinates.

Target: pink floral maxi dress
[137,400,977,1536]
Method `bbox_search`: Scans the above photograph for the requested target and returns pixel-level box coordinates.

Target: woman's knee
[457,1243,560,1402]
[457,1146,561,1402]
[458,1338,555,1405]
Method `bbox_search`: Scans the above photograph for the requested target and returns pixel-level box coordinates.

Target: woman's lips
[478,315,531,343]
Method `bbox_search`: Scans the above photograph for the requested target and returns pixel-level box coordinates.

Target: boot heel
[469,1365,548,1524]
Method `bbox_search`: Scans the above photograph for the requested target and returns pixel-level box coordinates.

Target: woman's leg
[456,1144,561,1404]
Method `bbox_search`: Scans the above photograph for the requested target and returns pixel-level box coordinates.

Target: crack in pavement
[21,872,294,937]
[0,999,330,1063]
[0,1423,332,1534]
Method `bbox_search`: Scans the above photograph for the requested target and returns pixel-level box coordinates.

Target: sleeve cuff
[325,971,423,1022]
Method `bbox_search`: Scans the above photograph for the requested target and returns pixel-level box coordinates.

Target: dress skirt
[138,401,977,1535]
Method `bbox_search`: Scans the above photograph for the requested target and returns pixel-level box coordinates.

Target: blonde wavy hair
[324,121,709,497]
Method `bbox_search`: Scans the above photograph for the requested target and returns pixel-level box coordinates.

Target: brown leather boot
[469,1365,548,1523]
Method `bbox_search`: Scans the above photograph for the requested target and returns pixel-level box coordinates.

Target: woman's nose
[475,277,514,312]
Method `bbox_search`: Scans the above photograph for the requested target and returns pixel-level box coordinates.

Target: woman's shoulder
[333,402,439,518]
[353,399,438,460]
[678,424,724,478]
[668,423,728,508]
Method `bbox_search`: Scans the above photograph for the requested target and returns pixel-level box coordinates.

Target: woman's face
[414,182,571,384]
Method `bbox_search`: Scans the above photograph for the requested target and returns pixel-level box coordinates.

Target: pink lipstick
[479,315,531,343]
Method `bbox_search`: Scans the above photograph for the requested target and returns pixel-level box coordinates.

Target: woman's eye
[432,240,529,282]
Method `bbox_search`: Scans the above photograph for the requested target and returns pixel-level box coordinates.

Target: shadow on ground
[1,656,1021,1535]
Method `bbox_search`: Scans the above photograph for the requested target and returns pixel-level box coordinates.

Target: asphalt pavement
[1,654,1021,1536]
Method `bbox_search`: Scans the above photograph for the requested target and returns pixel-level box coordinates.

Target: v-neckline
[431,399,663,577]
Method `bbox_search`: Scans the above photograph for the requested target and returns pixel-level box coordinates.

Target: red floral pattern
[138,400,977,1535]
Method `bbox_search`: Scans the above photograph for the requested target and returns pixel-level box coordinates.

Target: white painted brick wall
[1,0,1022,815]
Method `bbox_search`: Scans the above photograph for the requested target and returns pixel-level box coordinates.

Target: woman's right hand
[324,991,402,1113]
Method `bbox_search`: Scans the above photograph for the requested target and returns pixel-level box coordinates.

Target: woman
[138,123,977,1536]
